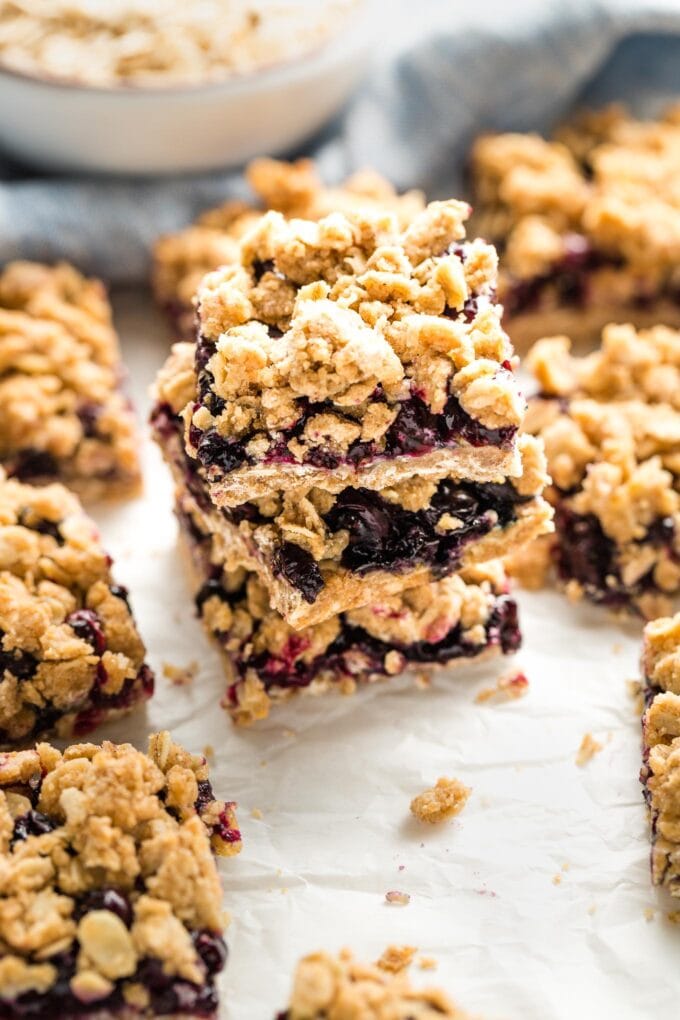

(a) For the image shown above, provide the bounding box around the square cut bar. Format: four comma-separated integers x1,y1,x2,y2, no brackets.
470,104,680,348
0,260,141,500
176,485,521,725
510,324,680,617
0,731,240,1020
0,470,154,746
152,156,426,341
276,948,468,1019
152,345,551,628
641,613,680,895
180,198,527,505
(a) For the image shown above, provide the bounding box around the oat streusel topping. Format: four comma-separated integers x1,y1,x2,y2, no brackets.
409,777,471,824
0,471,152,745
0,261,140,500
643,613,680,697
282,947,468,1019
642,689,680,894
189,200,520,450
0,732,239,1004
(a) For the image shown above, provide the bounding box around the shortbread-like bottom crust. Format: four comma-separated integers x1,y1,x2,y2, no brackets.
205,443,521,508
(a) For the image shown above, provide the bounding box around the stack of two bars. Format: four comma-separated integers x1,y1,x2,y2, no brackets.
152,198,553,723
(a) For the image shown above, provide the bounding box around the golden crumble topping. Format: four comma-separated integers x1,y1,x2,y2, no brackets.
642,689,680,893
0,471,151,745
409,777,471,824
282,947,468,1019
0,733,239,1004
0,261,140,501
643,613,680,697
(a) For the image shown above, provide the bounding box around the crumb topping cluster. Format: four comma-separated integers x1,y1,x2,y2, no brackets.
527,324,680,408
0,261,139,496
0,733,238,1002
643,613,680,698
282,947,465,1019
186,200,521,457
0,472,148,743
153,157,425,327
409,777,471,824
472,103,680,281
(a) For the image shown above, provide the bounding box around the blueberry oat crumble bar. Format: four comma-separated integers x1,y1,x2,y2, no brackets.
0,261,141,500
152,157,425,341
0,470,154,745
511,326,680,617
175,485,521,725
180,199,527,503
0,731,240,1019
641,613,680,895
153,343,551,627
471,104,680,347
276,947,468,1019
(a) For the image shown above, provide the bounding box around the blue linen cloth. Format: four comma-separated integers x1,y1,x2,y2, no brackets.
1,0,679,284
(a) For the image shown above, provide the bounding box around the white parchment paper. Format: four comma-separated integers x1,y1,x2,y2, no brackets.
89,290,678,1019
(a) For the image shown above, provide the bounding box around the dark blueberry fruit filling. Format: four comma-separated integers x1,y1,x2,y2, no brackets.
66,609,107,655
0,633,38,680
320,477,529,579
503,236,624,316
273,543,324,604
9,449,59,483
76,402,101,438
74,888,133,927
11,810,57,846
554,504,677,611
109,584,131,609
192,931,228,975
195,778,215,813
17,510,64,545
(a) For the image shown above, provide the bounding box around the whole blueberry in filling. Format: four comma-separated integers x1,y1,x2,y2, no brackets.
66,609,107,655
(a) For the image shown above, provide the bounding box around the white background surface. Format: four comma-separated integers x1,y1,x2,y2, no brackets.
90,290,678,1019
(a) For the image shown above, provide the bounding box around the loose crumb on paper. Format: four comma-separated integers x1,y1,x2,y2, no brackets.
162,660,198,686
410,777,471,824
418,956,437,971
375,945,417,973
415,672,431,690
552,874,562,886
251,807,263,820
627,679,644,714
644,907,656,922
475,670,529,703
202,744,214,761
575,733,603,766
587,904,597,916
667,911,680,925
385,890,410,906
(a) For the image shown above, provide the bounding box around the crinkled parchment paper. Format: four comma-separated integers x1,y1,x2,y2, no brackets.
89,290,678,1019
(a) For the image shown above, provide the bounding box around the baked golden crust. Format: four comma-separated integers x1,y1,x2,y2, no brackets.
0,733,239,1012
281,947,468,1018
0,261,141,501
0,470,152,745
471,104,680,347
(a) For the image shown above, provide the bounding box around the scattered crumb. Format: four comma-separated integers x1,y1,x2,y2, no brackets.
260,760,268,768
644,907,656,922
475,670,529,703
375,945,417,974
202,744,214,761
162,659,198,686
280,887,288,895
398,864,405,871
561,862,570,872
418,956,437,971
410,777,471,824
587,904,597,915
612,642,622,654
667,911,680,925
626,679,644,714
415,672,431,690
283,728,297,739
575,733,603,766
552,874,562,886
251,807,263,820
385,890,410,906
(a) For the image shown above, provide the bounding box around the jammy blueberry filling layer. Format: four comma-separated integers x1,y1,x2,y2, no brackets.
502,233,680,318
553,503,678,612
274,478,532,604
190,334,517,480
0,920,226,1019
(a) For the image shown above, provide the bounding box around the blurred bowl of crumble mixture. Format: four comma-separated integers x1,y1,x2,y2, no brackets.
0,0,368,174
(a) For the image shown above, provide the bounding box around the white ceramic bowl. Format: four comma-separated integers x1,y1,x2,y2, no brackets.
0,7,370,176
